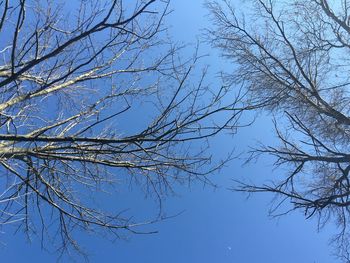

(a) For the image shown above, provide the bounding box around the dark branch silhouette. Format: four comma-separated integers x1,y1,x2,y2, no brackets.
0,0,241,257
207,0,350,261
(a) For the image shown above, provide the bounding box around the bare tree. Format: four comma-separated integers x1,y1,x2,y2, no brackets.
207,0,350,260
0,0,241,257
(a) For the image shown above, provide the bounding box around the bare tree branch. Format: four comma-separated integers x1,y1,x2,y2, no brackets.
207,0,350,261
0,0,242,258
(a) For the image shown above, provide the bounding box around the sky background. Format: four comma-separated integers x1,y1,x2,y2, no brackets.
1,0,339,262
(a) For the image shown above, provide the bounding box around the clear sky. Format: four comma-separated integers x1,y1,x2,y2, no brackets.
1,0,338,262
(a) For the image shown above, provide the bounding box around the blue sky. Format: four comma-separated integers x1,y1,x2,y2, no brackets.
1,0,339,262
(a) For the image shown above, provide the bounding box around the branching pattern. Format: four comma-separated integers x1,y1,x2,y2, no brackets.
0,0,241,256
208,0,350,260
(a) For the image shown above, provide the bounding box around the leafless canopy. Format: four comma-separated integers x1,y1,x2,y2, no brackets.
0,0,241,256
207,0,350,260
